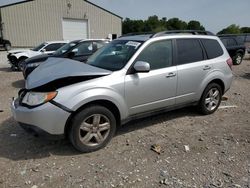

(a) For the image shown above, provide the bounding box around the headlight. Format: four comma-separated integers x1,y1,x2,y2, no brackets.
27,62,42,68
22,91,57,106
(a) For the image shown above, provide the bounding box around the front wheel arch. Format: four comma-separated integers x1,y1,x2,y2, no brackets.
65,99,121,138
69,104,117,152
17,56,28,69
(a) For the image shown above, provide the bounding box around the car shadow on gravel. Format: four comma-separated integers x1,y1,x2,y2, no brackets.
241,73,250,80
12,79,25,88
0,117,78,161
0,107,199,161
117,107,198,135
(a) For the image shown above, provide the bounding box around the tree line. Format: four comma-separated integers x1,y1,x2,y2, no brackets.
122,15,250,35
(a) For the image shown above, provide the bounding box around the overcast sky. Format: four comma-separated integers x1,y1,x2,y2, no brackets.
88,0,250,33
1,0,249,33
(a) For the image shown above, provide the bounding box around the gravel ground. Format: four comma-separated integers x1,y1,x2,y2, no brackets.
0,51,250,188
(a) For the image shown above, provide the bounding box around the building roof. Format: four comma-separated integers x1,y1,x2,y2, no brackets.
0,0,122,20
0,0,33,8
84,0,122,19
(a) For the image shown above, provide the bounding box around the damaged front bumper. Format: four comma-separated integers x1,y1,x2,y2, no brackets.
11,98,71,136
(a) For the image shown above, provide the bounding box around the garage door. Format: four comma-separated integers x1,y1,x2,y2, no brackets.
62,19,88,40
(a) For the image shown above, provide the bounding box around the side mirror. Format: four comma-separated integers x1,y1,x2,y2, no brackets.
133,61,150,73
40,49,46,52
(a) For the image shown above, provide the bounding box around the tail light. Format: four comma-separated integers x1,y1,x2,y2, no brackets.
226,58,233,70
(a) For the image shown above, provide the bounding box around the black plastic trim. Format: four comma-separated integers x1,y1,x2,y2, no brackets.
50,100,74,113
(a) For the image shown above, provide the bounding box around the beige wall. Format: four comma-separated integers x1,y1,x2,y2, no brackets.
1,0,122,47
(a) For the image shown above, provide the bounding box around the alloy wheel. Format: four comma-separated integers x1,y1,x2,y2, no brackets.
79,114,111,146
204,88,220,111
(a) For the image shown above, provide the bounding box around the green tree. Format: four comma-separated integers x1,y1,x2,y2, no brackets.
122,16,206,34
122,18,144,34
217,24,241,34
240,27,250,33
166,18,187,30
187,20,205,30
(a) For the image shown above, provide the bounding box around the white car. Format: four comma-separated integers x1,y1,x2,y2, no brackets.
7,41,68,70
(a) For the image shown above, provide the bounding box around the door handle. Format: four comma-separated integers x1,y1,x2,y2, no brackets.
203,65,211,70
166,72,176,78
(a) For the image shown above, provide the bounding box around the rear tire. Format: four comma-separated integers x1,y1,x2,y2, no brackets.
198,83,222,115
233,53,243,65
69,105,116,153
4,43,11,51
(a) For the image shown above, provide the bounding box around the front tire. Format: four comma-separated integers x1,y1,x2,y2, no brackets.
18,57,27,71
198,83,222,115
69,105,116,153
233,53,243,65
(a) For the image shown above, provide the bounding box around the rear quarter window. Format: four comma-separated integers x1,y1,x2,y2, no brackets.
201,39,223,59
176,39,204,65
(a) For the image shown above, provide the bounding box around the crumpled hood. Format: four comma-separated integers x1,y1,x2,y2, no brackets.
25,54,50,64
8,49,31,54
10,50,41,59
26,57,112,90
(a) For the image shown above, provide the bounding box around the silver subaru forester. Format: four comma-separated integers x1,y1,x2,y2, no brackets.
11,31,233,152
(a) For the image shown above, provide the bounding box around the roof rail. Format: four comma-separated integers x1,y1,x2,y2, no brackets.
151,30,215,38
119,32,155,38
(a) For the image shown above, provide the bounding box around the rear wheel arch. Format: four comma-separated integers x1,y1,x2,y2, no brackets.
198,82,222,115
207,79,225,94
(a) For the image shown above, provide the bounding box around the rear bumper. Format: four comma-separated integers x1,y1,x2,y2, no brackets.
11,98,71,135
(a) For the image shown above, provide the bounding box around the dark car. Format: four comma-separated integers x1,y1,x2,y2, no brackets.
0,37,11,51
22,39,109,79
218,35,246,65
230,33,250,53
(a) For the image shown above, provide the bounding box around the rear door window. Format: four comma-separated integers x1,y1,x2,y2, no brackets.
44,43,65,51
176,39,204,65
201,39,223,59
226,38,237,47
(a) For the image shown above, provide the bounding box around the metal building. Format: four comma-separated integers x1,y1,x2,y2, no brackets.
0,0,122,47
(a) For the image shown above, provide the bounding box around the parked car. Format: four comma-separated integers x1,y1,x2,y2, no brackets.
218,35,246,65
22,39,109,79
227,33,250,53
0,37,11,51
7,41,68,70
11,30,233,153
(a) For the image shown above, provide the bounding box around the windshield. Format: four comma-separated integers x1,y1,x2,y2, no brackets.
53,41,78,56
86,40,143,71
33,43,46,51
